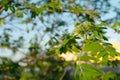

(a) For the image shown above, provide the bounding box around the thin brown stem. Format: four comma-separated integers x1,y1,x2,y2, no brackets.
0,7,5,14
59,70,67,80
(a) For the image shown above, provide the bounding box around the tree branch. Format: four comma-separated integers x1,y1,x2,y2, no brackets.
59,70,67,80
0,7,5,14
0,0,14,14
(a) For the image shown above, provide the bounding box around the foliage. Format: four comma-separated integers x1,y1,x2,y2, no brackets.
0,0,120,80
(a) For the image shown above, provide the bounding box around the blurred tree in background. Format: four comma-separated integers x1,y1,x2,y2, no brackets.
0,0,120,80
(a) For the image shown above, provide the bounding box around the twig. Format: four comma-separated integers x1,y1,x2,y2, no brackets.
1,13,13,19
59,70,67,80
0,7,5,14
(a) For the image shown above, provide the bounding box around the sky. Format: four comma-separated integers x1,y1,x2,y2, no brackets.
101,0,120,43
0,0,120,62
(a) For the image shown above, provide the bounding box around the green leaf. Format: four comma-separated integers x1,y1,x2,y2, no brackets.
10,6,15,13
78,64,101,80
72,45,80,52
97,51,106,58
105,45,118,57
58,45,67,54
80,63,95,70
112,22,120,29
101,72,116,80
62,39,69,45
102,54,108,63
0,19,4,25
83,41,103,55
15,11,23,18
80,55,94,60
